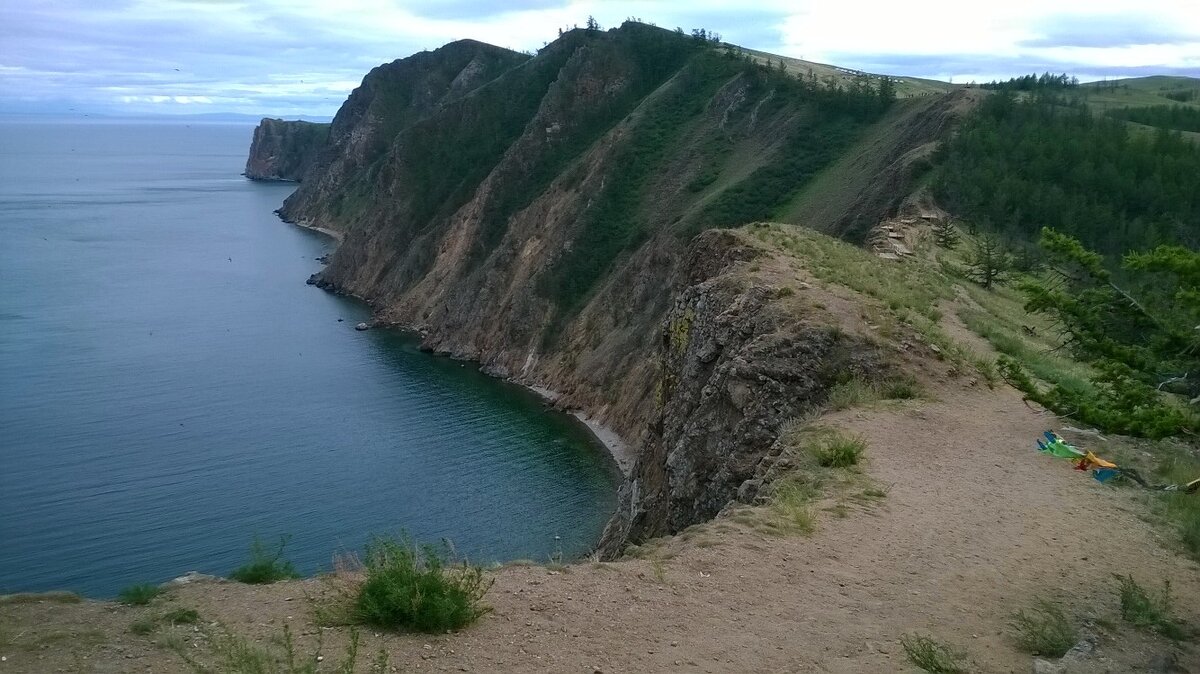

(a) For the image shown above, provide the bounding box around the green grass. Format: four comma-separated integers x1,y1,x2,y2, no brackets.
1153,451,1200,558
349,536,492,633
0,591,82,605
164,607,200,625
826,378,877,410
955,278,1096,396
1115,574,1189,640
748,223,990,380
810,431,867,468
118,584,162,606
1008,599,1078,657
826,375,922,410
900,634,968,673
165,623,379,674
767,478,818,535
229,536,301,585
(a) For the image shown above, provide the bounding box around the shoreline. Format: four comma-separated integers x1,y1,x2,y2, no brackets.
527,385,633,478
282,212,632,482
289,217,344,243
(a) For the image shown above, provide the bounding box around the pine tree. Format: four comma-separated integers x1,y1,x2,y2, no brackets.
585,16,599,32
998,228,1199,437
965,233,1011,290
932,219,959,249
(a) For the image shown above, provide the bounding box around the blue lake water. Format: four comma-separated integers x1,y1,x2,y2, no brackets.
0,121,618,598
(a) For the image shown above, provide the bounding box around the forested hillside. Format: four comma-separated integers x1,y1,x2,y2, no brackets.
933,90,1200,255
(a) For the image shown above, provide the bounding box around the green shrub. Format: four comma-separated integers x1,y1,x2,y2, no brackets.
827,378,876,410
881,376,920,400
229,535,301,584
117,584,161,606
353,537,492,632
1115,574,1189,640
163,608,200,625
811,432,867,468
900,634,967,673
1008,600,1077,656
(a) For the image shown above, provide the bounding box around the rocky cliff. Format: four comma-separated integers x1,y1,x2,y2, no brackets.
244,119,330,181
251,22,969,553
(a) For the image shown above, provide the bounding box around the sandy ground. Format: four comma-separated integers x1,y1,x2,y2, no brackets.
4,376,1199,673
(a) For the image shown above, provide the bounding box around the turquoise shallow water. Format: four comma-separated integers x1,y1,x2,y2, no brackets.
0,121,618,598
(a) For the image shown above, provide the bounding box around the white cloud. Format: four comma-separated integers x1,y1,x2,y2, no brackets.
1,0,1197,116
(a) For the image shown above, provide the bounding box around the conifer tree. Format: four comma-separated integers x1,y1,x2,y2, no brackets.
998,228,1198,437
932,219,959,249
965,233,1011,290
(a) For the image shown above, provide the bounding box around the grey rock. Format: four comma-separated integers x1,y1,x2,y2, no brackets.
1032,658,1066,674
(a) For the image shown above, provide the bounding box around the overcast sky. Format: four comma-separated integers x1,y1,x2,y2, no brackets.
2,0,1198,117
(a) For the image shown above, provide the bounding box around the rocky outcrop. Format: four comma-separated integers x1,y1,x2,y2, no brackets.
598,231,888,550
251,23,962,554
244,119,330,181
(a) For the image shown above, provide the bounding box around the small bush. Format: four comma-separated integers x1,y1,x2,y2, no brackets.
827,378,877,410
881,376,920,400
811,432,867,468
900,634,968,673
1115,574,1189,640
229,535,301,585
118,584,161,606
353,537,492,633
1009,599,1077,656
163,608,200,625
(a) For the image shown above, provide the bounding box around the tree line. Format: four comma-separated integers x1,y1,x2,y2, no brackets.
1106,104,1200,133
933,90,1200,258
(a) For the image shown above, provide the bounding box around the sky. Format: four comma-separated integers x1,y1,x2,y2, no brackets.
2,0,1198,118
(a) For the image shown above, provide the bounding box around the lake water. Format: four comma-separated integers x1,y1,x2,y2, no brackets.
0,121,618,598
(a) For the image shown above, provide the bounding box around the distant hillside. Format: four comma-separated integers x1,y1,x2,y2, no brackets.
1077,75,1200,113
934,75,1200,255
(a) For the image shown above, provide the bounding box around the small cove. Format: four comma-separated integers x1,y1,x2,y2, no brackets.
0,121,619,598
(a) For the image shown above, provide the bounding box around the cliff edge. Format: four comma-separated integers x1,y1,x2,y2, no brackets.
253,23,974,552
244,118,330,181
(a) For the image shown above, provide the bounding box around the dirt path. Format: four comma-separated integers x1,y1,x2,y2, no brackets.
5,379,1198,673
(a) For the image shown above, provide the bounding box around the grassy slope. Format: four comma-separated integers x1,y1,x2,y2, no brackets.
774,93,964,238
737,47,955,97
1074,75,1200,113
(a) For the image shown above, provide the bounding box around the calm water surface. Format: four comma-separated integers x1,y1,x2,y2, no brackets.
0,122,618,597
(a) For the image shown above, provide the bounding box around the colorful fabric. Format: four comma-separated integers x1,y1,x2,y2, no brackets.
1034,430,1197,494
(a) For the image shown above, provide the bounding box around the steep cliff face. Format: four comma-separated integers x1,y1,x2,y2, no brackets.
244,119,330,181
256,23,966,551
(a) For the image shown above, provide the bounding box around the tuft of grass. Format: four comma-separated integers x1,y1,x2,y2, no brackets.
1154,451,1200,559
118,584,162,606
131,607,200,636
827,378,877,410
349,536,492,633
811,432,867,468
229,535,301,585
649,557,668,584
163,607,200,625
880,376,921,400
129,617,158,635
767,478,817,535
1115,574,1189,640
0,591,82,605
1008,599,1078,657
900,634,968,673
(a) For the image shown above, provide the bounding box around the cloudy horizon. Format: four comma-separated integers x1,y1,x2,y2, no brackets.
2,0,1198,118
